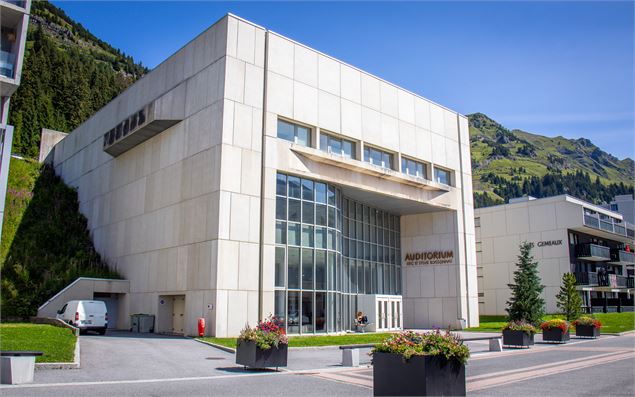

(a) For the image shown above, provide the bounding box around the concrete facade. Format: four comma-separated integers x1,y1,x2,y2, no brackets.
607,194,635,225
47,14,478,336
475,195,635,315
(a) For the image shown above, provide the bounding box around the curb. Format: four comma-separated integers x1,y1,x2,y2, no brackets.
35,334,80,370
195,338,236,354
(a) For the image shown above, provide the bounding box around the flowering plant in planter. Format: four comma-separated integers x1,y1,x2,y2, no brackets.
540,319,569,333
371,330,470,364
572,316,602,329
503,321,537,335
237,316,288,350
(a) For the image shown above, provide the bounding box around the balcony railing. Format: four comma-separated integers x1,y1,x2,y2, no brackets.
3,1,26,8
576,243,610,261
575,272,634,289
609,249,635,265
583,214,599,229
574,271,598,286
583,210,635,238
612,275,627,288
0,50,16,79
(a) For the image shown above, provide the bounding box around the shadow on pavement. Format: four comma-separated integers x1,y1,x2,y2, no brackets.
215,366,281,373
88,330,188,340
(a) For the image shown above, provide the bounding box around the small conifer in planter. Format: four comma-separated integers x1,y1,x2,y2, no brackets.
573,316,602,338
371,330,469,396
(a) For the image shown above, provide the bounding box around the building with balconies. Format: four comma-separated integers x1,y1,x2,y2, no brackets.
0,0,30,234
36,14,479,336
475,195,635,315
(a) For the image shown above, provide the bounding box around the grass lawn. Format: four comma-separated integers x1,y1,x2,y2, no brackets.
0,323,77,363
464,313,635,334
198,332,395,349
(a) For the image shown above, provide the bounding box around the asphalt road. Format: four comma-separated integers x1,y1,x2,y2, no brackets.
2,331,633,396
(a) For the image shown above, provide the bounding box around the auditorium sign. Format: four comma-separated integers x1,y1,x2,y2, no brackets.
404,251,454,266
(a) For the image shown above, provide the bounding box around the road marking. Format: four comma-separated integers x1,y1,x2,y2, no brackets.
468,351,635,392
469,336,620,360
310,348,635,392
0,371,286,389
0,365,376,390
467,350,630,381
311,369,373,389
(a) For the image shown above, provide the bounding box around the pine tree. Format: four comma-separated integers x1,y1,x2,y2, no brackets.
556,272,583,321
506,242,545,325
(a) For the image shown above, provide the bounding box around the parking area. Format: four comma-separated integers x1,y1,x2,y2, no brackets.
2,330,632,397
32,330,585,384
34,331,239,384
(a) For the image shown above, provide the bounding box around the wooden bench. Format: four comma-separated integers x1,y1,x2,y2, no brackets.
1,351,43,384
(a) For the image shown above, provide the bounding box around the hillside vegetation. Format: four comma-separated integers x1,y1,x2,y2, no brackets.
469,113,634,207
8,0,147,158
0,159,119,318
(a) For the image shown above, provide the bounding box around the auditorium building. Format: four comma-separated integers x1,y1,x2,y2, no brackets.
37,14,478,336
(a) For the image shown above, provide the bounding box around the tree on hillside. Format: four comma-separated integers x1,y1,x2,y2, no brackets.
556,272,583,321
506,242,545,325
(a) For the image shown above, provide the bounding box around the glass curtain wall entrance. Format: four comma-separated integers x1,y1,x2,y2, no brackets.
274,172,401,334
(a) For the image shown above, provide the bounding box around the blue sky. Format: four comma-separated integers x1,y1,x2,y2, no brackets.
53,1,634,159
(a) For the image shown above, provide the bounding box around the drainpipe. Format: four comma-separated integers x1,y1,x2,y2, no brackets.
456,114,471,328
257,30,270,321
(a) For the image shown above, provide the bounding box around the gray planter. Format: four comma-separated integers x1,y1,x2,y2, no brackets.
575,325,600,338
502,329,534,348
542,328,570,343
235,340,287,369
372,352,466,396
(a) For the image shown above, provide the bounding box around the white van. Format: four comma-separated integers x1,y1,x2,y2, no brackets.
56,300,108,335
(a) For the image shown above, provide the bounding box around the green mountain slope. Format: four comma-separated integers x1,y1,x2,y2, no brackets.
1,159,120,318
469,113,634,207
8,0,148,158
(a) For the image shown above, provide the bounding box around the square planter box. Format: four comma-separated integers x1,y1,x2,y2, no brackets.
542,328,570,343
235,340,288,369
373,352,466,396
575,325,600,338
502,329,534,348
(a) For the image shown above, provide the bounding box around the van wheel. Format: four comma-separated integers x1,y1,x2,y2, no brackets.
98,327,107,335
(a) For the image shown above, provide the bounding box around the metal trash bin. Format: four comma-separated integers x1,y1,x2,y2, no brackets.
130,314,155,333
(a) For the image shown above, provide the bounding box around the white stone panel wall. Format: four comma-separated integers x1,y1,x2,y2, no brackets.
475,197,582,315
50,16,236,336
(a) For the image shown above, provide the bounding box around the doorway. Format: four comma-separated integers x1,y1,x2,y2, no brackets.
171,295,185,334
93,292,119,329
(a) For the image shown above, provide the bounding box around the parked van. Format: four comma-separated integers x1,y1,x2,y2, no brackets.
57,300,108,335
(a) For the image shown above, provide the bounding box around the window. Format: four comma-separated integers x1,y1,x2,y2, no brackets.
320,133,355,159
363,146,393,169
434,167,451,185
401,157,427,178
277,119,311,146
474,217,481,227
